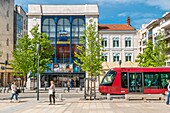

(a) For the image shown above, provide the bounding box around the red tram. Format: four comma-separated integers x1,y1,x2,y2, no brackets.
99,68,170,94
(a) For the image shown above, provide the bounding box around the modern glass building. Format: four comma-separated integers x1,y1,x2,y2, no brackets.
14,5,28,45
27,4,99,88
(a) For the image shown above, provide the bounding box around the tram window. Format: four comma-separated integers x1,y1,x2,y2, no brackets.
101,70,116,86
121,72,127,88
144,73,160,88
160,73,170,89
144,72,170,89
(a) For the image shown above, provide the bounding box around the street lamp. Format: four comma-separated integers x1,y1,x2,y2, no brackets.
36,44,41,100
119,60,122,68
3,60,8,93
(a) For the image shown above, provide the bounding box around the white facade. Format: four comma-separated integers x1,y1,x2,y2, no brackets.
100,30,138,69
27,4,99,38
137,12,170,66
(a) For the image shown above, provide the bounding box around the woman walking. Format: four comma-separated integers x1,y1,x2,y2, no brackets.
49,81,55,105
10,81,19,102
67,79,70,92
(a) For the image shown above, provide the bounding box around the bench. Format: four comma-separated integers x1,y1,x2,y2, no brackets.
125,94,164,101
144,94,164,101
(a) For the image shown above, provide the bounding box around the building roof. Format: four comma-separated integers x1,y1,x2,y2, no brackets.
145,19,160,29
27,4,99,16
99,24,136,31
162,12,170,18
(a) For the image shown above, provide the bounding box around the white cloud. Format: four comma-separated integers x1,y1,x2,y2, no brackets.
118,13,127,17
89,0,170,10
132,18,154,29
88,0,142,5
146,0,170,10
117,12,158,18
117,12,158,29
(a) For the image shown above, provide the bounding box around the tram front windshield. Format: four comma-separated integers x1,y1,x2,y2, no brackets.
100,70,116,86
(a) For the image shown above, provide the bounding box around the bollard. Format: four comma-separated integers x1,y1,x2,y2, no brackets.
76,89,78,93
2,88,6,93
63,89,66,93
58,93,63,101
107,94,110,100
6,88,9,93
22,88,24,93
80,85,82,91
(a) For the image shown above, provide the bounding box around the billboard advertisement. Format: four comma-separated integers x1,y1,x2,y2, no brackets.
53,63,73,72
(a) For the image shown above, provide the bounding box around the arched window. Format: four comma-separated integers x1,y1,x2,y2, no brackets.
72,18,85,44
42,18,55,43
57,18,70,38
56,18,71,63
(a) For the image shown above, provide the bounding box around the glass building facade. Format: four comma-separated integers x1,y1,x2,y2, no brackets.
41,16,86,87
27,4,99,88
14,13,23,44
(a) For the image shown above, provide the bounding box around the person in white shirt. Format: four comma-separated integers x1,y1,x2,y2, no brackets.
49,81,55,105
10,81,18,102
166,80,170,105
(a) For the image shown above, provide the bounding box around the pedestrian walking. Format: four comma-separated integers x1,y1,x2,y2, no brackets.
70,79,72,89
10,81,19,102
67,79,70,92
49,81,55,105
166,80,170,105
45,81,48,91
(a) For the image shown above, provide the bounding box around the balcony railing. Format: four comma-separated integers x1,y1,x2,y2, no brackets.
164,31,170,39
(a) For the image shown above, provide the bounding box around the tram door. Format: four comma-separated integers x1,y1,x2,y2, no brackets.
128,73,143,93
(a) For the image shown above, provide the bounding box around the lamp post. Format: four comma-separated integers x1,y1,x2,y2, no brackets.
119,60,122,68
36,44,41,100
4,60,8,92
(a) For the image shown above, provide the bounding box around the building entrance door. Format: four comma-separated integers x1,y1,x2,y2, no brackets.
128,73,143,93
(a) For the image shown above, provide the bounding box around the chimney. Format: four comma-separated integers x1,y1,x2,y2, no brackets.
127,16,130,25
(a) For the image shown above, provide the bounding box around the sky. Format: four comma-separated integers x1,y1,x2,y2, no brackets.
15,0,170,29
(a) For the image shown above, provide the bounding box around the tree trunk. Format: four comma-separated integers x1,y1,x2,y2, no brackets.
90,76,92,100
98,75,100,88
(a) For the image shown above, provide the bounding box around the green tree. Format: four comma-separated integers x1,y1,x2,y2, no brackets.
74,19,104,99
11,25,54,87
29,25,54,76
10,35,32,89
153,34,168,66
136,34,168,67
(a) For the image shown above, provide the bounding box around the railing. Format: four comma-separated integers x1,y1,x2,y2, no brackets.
57,58,70,63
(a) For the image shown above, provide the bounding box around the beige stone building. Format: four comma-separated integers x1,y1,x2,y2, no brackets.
0,0,14,62
99,17,139,72
0,1,28,88
0,0,14,88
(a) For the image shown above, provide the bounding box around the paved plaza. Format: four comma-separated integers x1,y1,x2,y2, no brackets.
0,90,170,113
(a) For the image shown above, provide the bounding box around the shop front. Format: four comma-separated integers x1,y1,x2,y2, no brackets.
41,72,85,88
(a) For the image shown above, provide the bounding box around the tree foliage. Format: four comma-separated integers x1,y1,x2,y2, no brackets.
136,34,168,67
11,25,54,77
74,19,104,77
11,35,32,76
